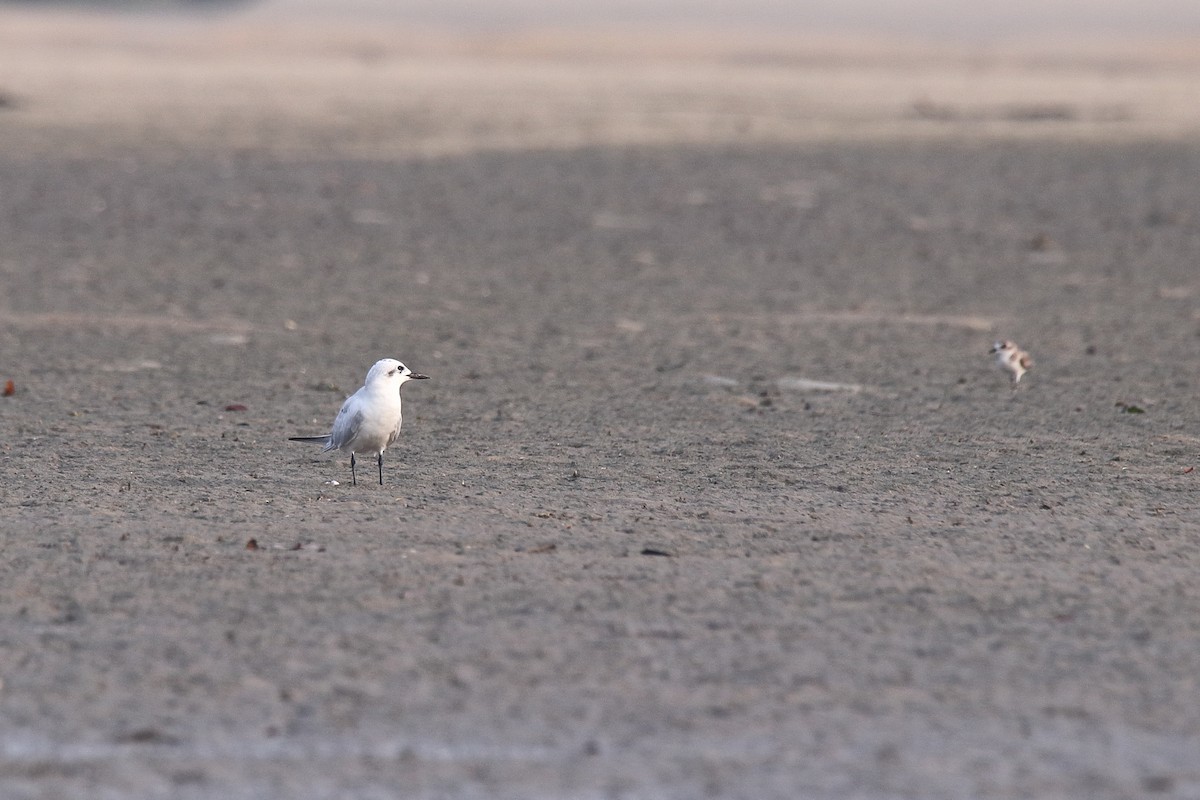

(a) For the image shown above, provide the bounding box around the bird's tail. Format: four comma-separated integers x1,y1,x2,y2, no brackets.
289,435,331,445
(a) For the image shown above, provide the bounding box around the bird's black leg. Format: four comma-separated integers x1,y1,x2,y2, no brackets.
350,453,357,486
378,452,384,485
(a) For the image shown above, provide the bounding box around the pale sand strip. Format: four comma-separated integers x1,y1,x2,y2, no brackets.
2,9,1200,158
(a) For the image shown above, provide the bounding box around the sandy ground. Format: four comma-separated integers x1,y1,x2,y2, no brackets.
2,9,1200,799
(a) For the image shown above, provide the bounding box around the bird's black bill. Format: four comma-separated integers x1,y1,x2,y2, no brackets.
409,373,430,380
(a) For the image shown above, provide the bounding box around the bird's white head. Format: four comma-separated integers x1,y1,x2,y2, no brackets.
990,340,1015,355
365,358,430,388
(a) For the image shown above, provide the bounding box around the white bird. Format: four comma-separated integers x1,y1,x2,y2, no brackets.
290,358,428,485
990,340,1033,384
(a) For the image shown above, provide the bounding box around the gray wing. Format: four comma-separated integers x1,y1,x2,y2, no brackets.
327,402,365,452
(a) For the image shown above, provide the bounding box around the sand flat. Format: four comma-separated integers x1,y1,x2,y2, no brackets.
2,7,1200,799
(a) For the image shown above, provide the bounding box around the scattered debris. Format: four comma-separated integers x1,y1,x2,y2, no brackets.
702,374,739,388
245,538,259,550
615,318,646,334
100,359,162,373
776,377,863,393
3,380,13,396
592,211,649,230
527,543,557,554
1115,402,1145,414
1029,233,1057,252
115,728,179,745
1184,466,1194,474
224,404,248,412
641,548,673,557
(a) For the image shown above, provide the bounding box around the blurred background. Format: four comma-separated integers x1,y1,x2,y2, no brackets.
4,0,1200,39
269,0,1200,40
3,0,1199,162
